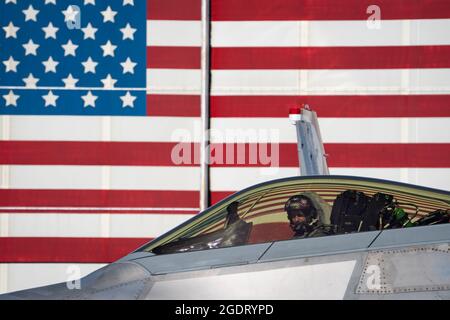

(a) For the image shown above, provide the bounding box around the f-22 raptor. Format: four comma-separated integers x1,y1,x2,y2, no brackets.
2,108,449,300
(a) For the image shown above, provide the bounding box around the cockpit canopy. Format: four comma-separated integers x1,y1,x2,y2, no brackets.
139,176,450,255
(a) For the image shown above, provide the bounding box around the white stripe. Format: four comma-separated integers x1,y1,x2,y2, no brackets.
110,214,192,238
211,118,450,143
7,116,104,141
4,116,200,142
213,21,303,47
0,165,8,191
0,265,7,294
7,166,200,190
210,167,450,191
4,116,449,143
330,168,450,192
1,115,10,140
211,69,450,95
3,115,448,146
147,69,201,94
147,20,201,46
211,167,299,191
110,116,201,142
0,264,104,294
0,210,8,236
212,19,450,47
3,213,192,238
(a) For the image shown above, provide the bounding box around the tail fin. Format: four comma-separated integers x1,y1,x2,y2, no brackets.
290,106,330,176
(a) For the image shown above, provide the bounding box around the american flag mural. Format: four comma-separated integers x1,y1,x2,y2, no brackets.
0,0,201,292
0,0,449,293
208,0,450,200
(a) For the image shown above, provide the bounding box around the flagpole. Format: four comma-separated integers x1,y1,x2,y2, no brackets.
200,0,211,211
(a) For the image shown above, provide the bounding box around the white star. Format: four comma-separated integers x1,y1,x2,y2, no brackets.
23,5,39,22
42,22,59,39
123,0,134,6
120,57,137,74
120,23,136,40
101,74,117,89
45,0,57,4
62,74,79,88
3,22,19,39
42,91,59,107
62,5,78,22
84,0,95,5
82,91,97,108
82,57,98,74
100,40,117,57
120,91,136,108
3,56,19,73
81,23,97,40
42,56,59,73
62,39,78,56
3,90,19,107
5,0,17,4
23,39,39,56
23,73,39,88
101,6,117,23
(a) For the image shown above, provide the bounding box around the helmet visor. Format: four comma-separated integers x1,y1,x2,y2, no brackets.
287,209,310,220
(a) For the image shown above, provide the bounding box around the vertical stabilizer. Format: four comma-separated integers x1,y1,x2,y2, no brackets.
289,106,330,176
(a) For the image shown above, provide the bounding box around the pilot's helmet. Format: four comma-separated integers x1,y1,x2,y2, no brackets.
284,195,317,220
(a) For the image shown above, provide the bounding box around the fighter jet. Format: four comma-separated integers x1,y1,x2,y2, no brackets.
1,108,449,300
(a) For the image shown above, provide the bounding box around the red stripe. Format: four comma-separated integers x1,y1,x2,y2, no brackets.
147,46,200,69
0,141,199,166
0,237,151,263
0,190,199,208
210,191,235,205
212,46,450,70
211,0,450,21
1,141,449,167
208,143,450,168
147,94,200,117
210,95,450,118
147,0,201,20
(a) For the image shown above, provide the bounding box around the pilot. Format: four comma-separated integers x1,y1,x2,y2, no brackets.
284,194,331,238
